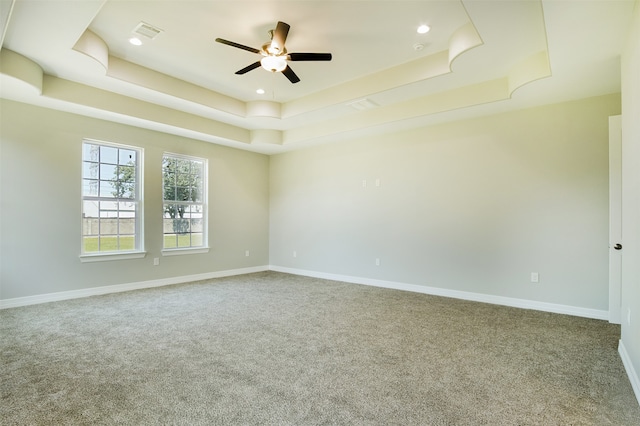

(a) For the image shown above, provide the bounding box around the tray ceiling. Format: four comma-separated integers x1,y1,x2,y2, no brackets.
0,0,634,154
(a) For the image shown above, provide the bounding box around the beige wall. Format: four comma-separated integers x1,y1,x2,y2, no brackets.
0,93,623,313
0,100,270,299
270,94,620,311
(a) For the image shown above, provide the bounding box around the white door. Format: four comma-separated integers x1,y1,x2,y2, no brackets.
609,115,622,324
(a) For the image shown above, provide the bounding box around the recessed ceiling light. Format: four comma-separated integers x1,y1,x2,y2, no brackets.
417,25,430,34
129,37,142,46
256,88,265,95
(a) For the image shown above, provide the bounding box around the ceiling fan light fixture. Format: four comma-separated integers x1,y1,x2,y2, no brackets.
261,55,287,72
216,21,331,83
267,45,280,55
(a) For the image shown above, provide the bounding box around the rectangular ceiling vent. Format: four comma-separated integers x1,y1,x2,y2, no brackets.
346,98,379,111
133,22,163,40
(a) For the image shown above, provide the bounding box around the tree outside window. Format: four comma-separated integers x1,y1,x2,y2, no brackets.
162,154,207,249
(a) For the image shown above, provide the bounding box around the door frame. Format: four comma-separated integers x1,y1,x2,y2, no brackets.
609,115,622,324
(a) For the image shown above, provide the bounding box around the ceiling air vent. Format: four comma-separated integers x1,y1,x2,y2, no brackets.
346,98,379,111
133,22,163,40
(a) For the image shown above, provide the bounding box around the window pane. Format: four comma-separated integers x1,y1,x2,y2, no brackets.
164,170,176,188
118,235,135,250
171,187,179,202
163,204,177,219
173,218,190,234
191,218,203,232
192,186,202,202
99,236,118,251
191,233,203,247
83,144,99,162
83,220,98,237
99,181,117,198
82,179,98,196
119,149,136,165
83,236,99,252
100,201,118,219
163,184,176,202
176,186,190,201
100,146,118,164
119,202,136,217
163,218,174,234
83,200,99,218
177,234,191,248
114,177,135,199
176,159,190,172
100,163,117,180
100,200,118,210
118,165,135,181
122,187,136,199
162,157,175,172
164,234,177,248
83,161,98,179
98,219,116,237
119,217,135,235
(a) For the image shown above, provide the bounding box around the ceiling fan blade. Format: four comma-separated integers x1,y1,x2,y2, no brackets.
236,61,262,75
215,38,261,54
288,53,332,61
270,21,290,54
282,65,300,84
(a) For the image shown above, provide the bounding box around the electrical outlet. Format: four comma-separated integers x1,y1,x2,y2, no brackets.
362,179,367,188
375,258,380,266
153,257,159,266
530,272,539,283
293,250,297,258
245,250,250,257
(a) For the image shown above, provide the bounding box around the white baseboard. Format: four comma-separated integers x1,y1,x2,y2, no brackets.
269,266,609,320
619,339,640,406
1,265,610,321
0,266,269,309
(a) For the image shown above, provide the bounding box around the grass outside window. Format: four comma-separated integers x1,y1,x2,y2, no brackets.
83,236,135,252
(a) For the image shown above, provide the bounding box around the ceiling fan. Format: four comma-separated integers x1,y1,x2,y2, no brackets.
215,21,332,84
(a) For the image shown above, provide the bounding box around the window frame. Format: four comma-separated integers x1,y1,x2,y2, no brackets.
161,152,209,255
80,139,145,262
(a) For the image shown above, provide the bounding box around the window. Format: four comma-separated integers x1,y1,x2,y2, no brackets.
162,153,207,251
81,140,143,257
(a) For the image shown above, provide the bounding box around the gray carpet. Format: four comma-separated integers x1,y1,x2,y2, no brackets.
2,271,639,425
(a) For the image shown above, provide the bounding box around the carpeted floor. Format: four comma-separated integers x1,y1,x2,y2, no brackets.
2,271,639,425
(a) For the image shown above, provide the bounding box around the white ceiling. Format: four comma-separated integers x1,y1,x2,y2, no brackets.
0,0,635,154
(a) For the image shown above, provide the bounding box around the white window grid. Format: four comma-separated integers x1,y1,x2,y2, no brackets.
81,140,143,254
162,153,207,250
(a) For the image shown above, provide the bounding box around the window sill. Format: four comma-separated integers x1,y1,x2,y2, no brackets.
162,247,210,256
80,251,147,263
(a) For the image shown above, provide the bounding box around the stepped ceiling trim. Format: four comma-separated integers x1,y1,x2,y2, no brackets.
0,0,633,154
